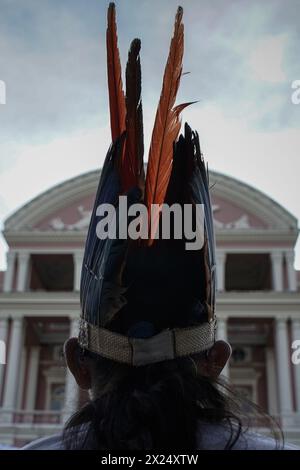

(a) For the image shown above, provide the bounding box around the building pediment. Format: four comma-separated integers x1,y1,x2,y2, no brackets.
3,170,298,242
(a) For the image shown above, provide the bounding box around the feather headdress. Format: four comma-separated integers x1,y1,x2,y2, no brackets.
79,3,217,366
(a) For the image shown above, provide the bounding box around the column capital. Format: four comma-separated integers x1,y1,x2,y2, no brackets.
6,251,16,263
69,317,79,337
9,316,24,326
73,250,84,260
291,317,300,327
69,315,79,322
271,251,283,262
216,250,227,260
285,250,295,261
18,251,30,261
0,315,10,322
275,317,288,327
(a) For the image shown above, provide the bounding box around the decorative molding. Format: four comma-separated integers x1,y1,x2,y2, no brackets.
50,204,254,232
49,205,91,231
213,203,252,229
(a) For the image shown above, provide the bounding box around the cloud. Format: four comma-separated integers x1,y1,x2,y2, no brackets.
248,35,287,83
0,125,110,217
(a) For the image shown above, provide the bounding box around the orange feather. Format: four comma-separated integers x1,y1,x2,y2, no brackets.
106,3,126,142
144,7,191,244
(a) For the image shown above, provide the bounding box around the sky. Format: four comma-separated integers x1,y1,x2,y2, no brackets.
0,0,300,269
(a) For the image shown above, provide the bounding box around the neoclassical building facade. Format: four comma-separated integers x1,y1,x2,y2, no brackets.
0,170,299,446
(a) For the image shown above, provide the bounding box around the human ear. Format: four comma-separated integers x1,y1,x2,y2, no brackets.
64,337,92,390
199,340,232,378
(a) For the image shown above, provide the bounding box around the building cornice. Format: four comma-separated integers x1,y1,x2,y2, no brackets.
3,228,298,248
0,291,299,319
0,292,80,317
216,291,300,319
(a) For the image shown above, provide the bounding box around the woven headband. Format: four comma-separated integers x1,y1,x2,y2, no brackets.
78,319,217,367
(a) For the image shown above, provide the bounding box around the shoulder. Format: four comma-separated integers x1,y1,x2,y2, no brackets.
234,430,299,450
22,423,89,450
0,444,17,450
22,433,64,450
197,422,300,450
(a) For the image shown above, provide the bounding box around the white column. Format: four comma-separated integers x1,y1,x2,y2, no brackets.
0,317,9,398
25,346,40,411
216,251,226,292
63,317,79,422
266,347,278,415
217,317,229,378
73,251,84,292
275,318,293,421
291,318,300,412
16,252,30,292
2,317,24,422
285,251,297,292
271,252,283,292
3,251,16,293
17,347,27,409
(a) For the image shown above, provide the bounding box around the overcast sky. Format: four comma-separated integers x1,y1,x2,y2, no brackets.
0,0,300,269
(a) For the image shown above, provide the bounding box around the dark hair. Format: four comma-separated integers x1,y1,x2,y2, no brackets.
63,349,283,450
